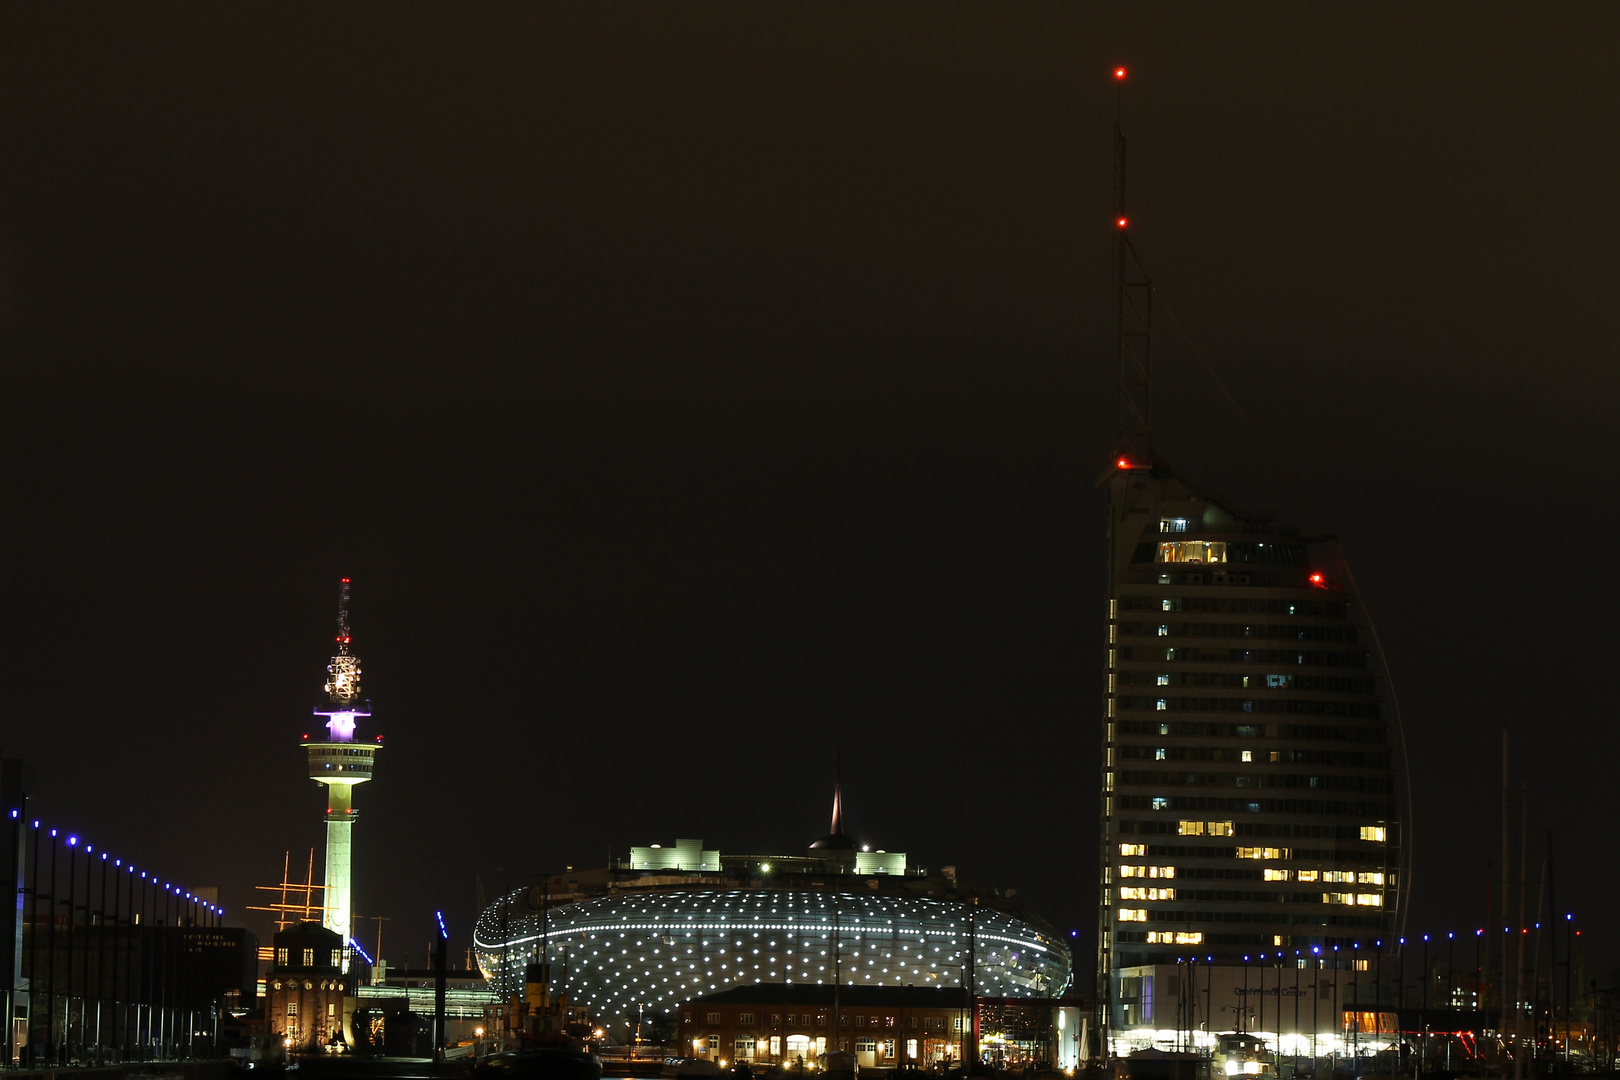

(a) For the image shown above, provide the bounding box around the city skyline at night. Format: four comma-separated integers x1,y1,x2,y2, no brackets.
3,3,1616,1002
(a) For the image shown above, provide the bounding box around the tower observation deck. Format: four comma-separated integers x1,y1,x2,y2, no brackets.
304,578,380,965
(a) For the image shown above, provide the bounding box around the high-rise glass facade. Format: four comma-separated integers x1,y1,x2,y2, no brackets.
1099,464,1406,1029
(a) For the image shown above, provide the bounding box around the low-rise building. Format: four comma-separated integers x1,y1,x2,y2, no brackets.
681,985,970,1070
263,923,354,1052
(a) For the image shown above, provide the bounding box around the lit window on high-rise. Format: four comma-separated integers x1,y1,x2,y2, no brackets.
1157,540,1226,564
1236,847,1288,859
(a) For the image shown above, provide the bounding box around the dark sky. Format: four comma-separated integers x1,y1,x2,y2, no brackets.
4,4,1617,981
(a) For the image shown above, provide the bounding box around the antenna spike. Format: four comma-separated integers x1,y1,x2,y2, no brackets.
335,578,353,652
831,746,843,836
1112,66,1155,466
322,578,363,713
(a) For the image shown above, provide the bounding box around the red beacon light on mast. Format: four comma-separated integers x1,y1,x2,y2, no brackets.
1308,572,1327,588
1115,67,1126,80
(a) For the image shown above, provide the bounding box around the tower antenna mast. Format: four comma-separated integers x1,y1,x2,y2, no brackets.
1113,67,1155,466
335,578,353,653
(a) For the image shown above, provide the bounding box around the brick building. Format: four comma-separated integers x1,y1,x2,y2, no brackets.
263,923,356,1052
682,985,969,1070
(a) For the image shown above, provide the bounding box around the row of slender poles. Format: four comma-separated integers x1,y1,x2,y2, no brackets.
11,811,224,1065
1163,920,1584,1076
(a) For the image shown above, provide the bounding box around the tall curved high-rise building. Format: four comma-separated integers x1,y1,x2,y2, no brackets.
1097,463,1408,1028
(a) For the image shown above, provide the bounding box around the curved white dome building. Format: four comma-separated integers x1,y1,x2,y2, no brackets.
474,803,1070,1031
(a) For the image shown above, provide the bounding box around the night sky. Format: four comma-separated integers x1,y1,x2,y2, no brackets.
4,5,1617,982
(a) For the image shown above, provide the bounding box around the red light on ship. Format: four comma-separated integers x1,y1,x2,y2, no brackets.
1115,67,1126,79
1308,573,1325,587
341,578,350,583
1117,217,1128,229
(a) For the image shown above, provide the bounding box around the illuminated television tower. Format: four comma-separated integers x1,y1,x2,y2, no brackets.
304,578,379,966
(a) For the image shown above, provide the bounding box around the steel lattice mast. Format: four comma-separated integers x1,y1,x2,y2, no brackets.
1112,65,1155,467
305,577,380,969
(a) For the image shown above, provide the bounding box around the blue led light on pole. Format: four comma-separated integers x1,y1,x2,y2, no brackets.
1420,935,1430,1080
47,827,59,1065
433,912,449,1059
25,820,40,1066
